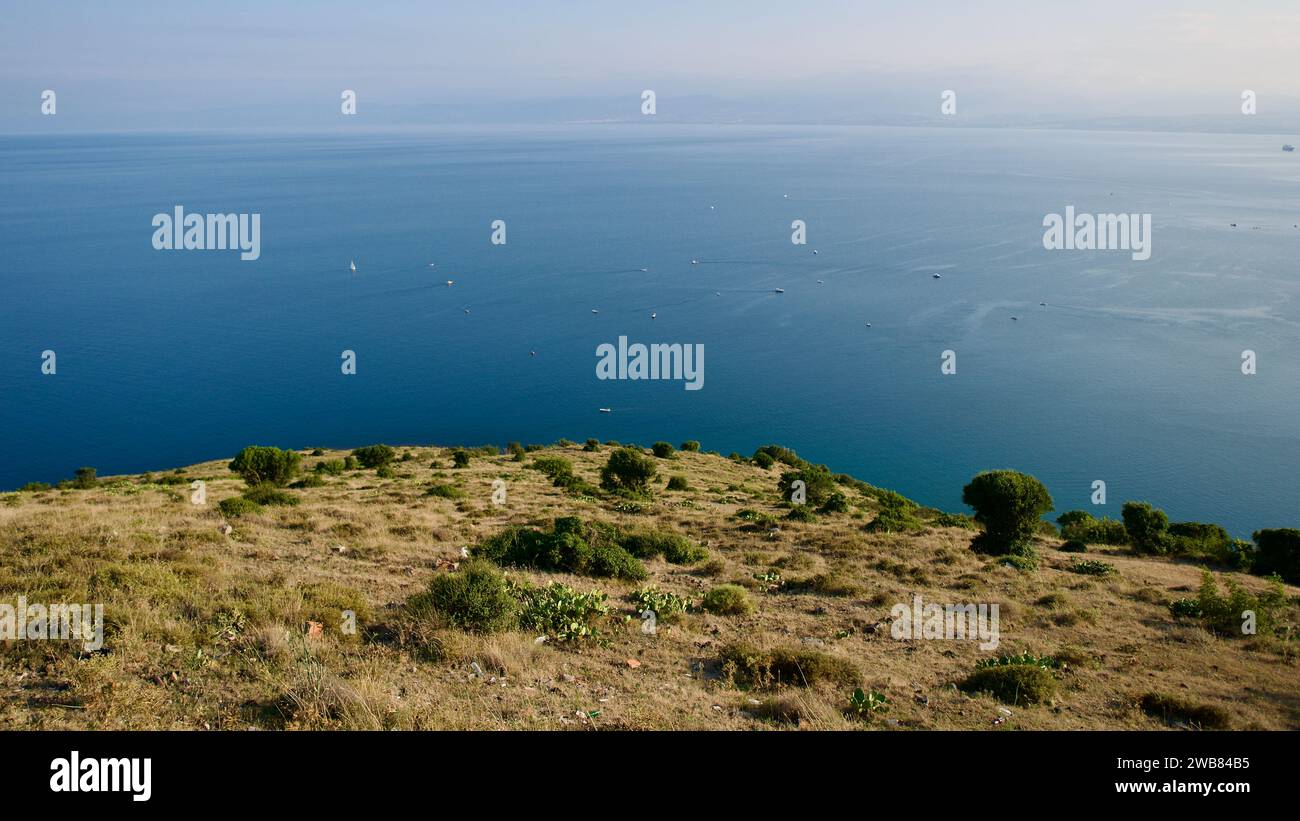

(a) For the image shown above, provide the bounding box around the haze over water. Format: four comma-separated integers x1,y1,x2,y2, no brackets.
2,125,1296,535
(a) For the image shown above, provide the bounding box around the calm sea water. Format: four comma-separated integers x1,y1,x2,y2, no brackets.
1,125,1297,535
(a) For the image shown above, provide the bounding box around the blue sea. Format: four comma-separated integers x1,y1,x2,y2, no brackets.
2,125,1297,536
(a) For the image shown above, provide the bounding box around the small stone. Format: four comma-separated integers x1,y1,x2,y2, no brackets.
625,659,641,669
561,673,576,683
218,524,233,536
304,621,323,638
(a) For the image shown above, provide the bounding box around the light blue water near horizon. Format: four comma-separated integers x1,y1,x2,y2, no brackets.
1,125,1297,536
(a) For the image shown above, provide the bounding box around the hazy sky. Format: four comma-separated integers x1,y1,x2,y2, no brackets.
3,1,1298,130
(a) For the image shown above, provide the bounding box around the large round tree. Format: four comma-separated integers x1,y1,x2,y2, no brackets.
961,470,1053,556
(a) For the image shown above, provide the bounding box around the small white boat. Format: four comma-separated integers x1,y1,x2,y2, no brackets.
463,308,470,314
865,323,872,327
446,280,454,286
774,288,785,294
530,350,536,357
639,268,648,272
1039,302,1047,306
817,279,824,284
350,260,357,273
1011,316,1019,321
812,249,818,255
932,273,941,279
651,312,657,319
691,259,699,265
591,309,599,314
599,407,612,413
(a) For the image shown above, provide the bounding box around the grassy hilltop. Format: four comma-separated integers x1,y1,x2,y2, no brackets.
1,440,1297,730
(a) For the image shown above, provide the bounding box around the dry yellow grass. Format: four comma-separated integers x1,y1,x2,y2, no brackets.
1,443,1296,730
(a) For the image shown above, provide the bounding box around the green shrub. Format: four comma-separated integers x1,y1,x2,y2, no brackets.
702,585,753,615
1175,569,1286,636
962,470,1053,556
516,581,609,642
228,446,300,486
600,447,657,493
290,474,326,489
18,482,51,492
1251,528,1300,583
1122,501,1171,554
310,448,325,456
818,492,850,514
1069,559,1117,577
351,444,396,469
529,456,573,482
866,505,924,533
666,475,690,491
959,664,1058,705
242,483,300,506
582,438,600,452
415,560,517,633
680,440,701,452
70,467,98,489
507,442,526,461
752,444,804,468
651,441,675,459
719,642,858,689
1139,693,1230,729
1000,554,1038,572
932,511,979,530
472,519,647,580
451,449,471,469
1168,521,1232,560
218,497,263,517
425,483,466,499
619,528,707,564
1060,539,1087,553
777,466,837,507
375,465,396,479
752,451,775,469
786,505,817,522
343,456,358,470
314,459,345,476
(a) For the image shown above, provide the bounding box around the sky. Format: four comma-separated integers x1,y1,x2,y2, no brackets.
2,1,1299,131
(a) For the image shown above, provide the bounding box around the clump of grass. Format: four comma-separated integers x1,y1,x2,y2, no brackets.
702,585,753,615
472,517,647,580
408,560,517,633
789,573,861,596
666,475,690,491
619,527,707,564
719,642,859,689
1000,554,1038,572
425,483,466,500
1139,693,1231,729
959,663,1058,705
218,497,263,517
242,484,300,506
1069,559,1117,577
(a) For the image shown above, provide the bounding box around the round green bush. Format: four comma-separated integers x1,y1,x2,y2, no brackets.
702,584,753,616
351,444,396,468
961,470,1053,556
600,447,658,493
218,497,263,517
651,441,675,459
228,446,300,486
420,560,517,633
960,664,1058,705
451,449,471,468
1122,501,1171,554
666,475,690,491
1060,539,1087,553
680,440,701,452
